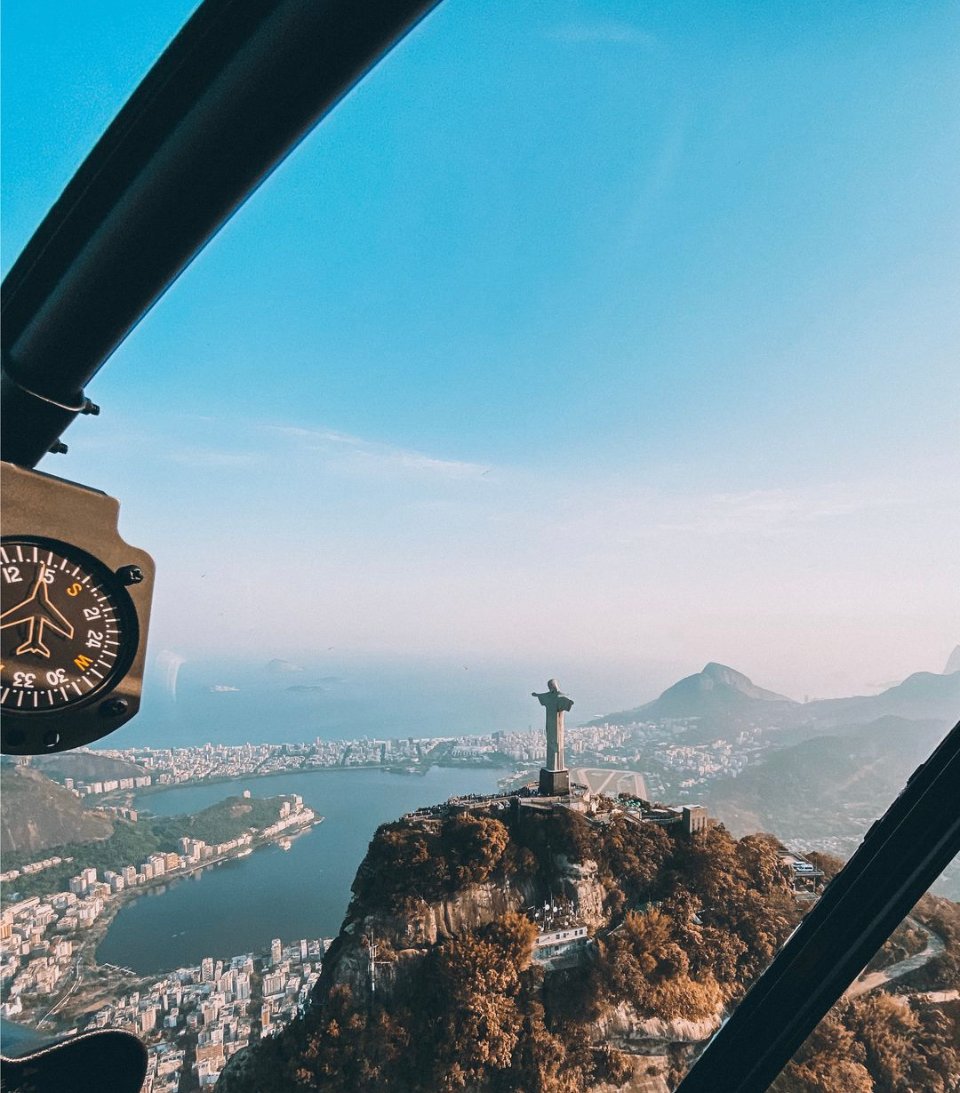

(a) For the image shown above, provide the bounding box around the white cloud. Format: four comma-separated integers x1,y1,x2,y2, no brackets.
165,447,258,468
642,481,913,537
545,22,661,49
262,423,491,480
69,411,491,482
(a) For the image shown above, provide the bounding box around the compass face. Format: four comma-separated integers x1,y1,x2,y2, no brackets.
0,537,138,714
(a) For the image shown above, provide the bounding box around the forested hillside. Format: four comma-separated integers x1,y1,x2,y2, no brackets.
0,765,113,855
219,795,960,1093
2,795,295,901
217,795,960,1092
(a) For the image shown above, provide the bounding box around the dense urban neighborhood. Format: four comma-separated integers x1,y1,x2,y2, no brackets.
1,793,319,1089
2,661,956,1089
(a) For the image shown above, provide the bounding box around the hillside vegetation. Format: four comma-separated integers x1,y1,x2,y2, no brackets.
220,802,798,1091
220,797,959,1093
0,766,113,855
2,795,292,901
772,994,960,1093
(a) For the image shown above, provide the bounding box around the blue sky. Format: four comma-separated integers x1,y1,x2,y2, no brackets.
3,0,958,700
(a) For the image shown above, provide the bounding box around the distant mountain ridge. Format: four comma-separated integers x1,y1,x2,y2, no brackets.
803,670,960,727
588,662,796,728
31,749,148,785
707,715,949,843
590,662,959,732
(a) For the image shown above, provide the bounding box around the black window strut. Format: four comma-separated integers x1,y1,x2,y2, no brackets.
676,717,960,1093
2,6,957,1091
1,0,442,468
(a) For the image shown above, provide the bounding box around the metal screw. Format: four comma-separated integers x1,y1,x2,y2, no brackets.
48,440,68,454
43,730,61,750
101,698,129,717
117,565,144,585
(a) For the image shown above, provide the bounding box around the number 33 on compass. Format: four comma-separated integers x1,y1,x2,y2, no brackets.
0,462,154,754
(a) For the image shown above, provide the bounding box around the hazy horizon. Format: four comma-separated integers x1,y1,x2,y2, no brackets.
3,1,958,705
83,641,954,753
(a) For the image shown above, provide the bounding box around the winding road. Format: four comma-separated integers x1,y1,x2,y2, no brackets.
844,917,947,999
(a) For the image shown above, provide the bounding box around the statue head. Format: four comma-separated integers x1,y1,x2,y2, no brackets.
547,678,559,692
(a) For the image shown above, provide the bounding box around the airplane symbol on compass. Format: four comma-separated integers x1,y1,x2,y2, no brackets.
0,565,75,658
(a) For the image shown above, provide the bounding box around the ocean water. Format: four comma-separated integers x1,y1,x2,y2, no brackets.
93,652,666,973
96,766,504,974
105,652,665,749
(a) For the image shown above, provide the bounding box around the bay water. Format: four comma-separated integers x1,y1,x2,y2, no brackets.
95,766,503,974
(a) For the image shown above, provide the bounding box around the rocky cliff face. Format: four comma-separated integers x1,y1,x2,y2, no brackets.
219,794,804,1093
325,878,528,1003
324,852,608,1005
353,853,604,947
595,1000,722,1052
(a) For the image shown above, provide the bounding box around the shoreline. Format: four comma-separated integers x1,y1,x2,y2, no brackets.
96,812,324,939
12,815,323,1031
127,759,511,800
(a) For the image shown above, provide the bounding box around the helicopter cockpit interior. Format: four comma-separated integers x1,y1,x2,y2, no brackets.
2,2,958,1091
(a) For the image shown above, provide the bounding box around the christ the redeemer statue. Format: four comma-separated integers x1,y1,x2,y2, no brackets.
532,679,573,796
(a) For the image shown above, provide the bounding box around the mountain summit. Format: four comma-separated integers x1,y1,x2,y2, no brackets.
697,663,793,701
804,671,960,727
218,795,802,1092
591,661,958,738
590,663,795,728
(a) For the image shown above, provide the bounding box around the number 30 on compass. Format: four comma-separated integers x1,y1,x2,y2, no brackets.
0,463,154,755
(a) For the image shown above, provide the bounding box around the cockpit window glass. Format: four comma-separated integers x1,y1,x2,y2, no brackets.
771,863,960,1093
2,3,958,1091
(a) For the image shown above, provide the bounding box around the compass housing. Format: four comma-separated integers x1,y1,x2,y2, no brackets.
0,461,154,754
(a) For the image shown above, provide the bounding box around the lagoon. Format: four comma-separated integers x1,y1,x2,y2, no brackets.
96,766,503,974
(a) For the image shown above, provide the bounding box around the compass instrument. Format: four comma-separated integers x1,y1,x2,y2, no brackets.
0,462,154,754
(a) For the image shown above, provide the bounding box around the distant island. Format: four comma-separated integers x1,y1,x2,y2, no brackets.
3,655,958,1090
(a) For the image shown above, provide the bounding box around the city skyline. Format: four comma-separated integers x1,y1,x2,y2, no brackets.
3,1,958,700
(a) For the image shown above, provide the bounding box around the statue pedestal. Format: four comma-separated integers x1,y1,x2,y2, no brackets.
539,768,570,796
